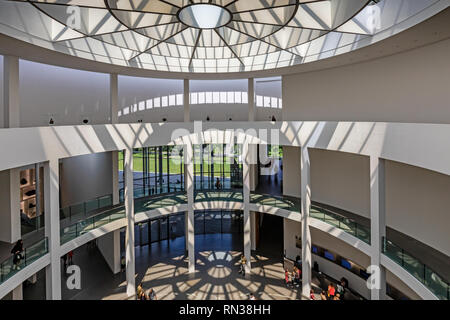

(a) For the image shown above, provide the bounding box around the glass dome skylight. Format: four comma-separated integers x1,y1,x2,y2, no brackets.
179,4,231,29
0,0,446,74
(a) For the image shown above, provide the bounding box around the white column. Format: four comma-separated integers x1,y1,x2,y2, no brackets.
243,142,251,274
248,78,255,122
112,151,120,205
3,55,20,128
184,143,195,273
0,168,20,243
369,156,387,300
124,148,135,297
35,163,41,228
250,211,257,251
184,79,190,122
11,283,23,300
44,159,61,300
110,74,120,205
301,147,312,299
248,144,258,191
97,229,121,274
110,73,119,124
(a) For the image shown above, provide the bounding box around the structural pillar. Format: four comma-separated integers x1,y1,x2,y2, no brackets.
11,283,23,300
3,55,20,128
124,148,136,297
44,159,61,300
248,78,255,122
243,142,251,274
35,163,41,229
0,168,20,243
301,147,312,299
97,229,121,274
369,156,387,300
184,79,190,122
184,143,195,273
110,74,120,205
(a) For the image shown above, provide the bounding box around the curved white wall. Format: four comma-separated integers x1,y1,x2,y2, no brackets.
282,38,450,124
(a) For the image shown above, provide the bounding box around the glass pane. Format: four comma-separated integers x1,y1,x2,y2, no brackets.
160,218,168,240
150,220,159,243
134,224,141,246
140,223,149,246
195,212,205,235
205,210,221,234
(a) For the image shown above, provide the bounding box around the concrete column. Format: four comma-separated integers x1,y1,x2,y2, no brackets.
27,273,37,284
369,156,387,300
184,79,190,122
0,168,20,243
184,143,195,273
243,142,251,274
248,144,258,191
124,148,135,297
248,78,255,121
110,74,120,205
250,211,257,251
44,159,61,300
3,55,20,128
110,73,119,124
301,147,312,299
35,163,41,228
11,283,23,300
112,151,120,205
97,229,121,274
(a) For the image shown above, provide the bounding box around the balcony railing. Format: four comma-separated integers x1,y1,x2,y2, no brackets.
60,192,187,245
0,237,48,284
60,194,113,221
382,237,449,300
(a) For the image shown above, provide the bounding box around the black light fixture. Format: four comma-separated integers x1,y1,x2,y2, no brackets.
137,119,143,123
162,118,167,122
271,115,276,122
82,119,89,124
206,116,210,121
49,118,54,125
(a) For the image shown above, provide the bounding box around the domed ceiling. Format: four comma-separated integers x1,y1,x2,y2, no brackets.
0,0,447,73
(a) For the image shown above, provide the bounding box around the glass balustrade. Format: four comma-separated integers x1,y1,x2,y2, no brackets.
383,237,449,300
0,237,48,285
59,194,113,221
195,190,243,203
250,193,370,244
60,192,187,245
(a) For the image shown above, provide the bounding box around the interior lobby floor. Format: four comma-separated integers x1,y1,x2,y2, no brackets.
23,212,360,301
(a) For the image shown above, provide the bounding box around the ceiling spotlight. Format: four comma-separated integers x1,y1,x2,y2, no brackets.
162,118,167,122
49,118,54,125
82,119,89,124
206,116,210,121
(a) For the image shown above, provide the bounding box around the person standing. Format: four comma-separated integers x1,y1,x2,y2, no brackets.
11,239,24,270
238,255,247,276
67,250,73,265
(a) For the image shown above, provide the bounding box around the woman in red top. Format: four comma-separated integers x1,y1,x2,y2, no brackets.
328,284,336,298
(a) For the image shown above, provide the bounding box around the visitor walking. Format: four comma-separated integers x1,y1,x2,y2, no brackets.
11,239,24,270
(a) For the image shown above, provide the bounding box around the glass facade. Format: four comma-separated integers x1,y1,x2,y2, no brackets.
119,146,185,201
194,144,243,191
133,210,243,247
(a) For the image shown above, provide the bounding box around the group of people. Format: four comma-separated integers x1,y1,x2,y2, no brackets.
317,280,346,300
284,266,301,288
137,282,157,301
